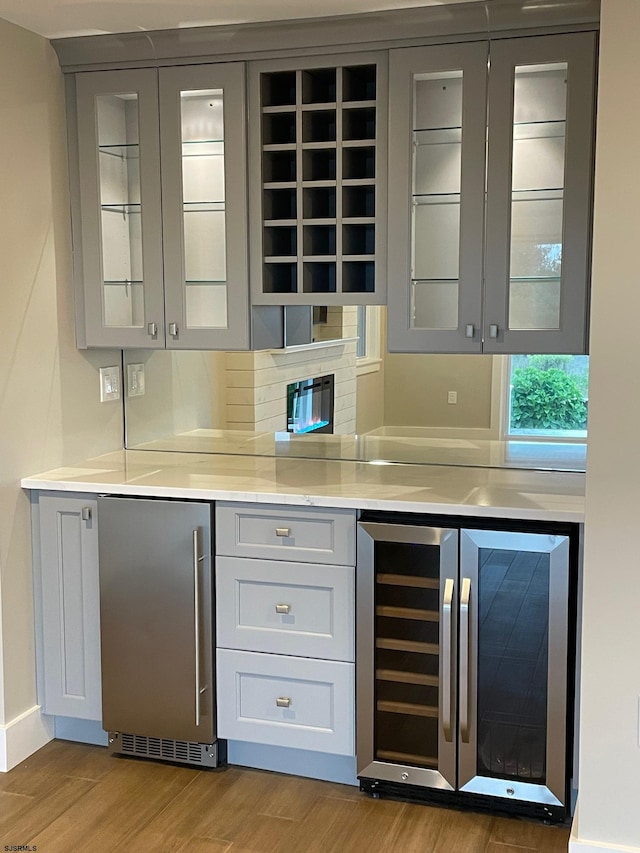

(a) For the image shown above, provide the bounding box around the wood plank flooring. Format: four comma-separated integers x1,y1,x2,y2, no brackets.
0,741,570,852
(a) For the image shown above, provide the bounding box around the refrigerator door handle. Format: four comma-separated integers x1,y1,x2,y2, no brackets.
193,528,201,727
442,578,455,742
459,577,471,743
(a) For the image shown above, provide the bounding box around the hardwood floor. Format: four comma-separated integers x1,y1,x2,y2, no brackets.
0,741,570,852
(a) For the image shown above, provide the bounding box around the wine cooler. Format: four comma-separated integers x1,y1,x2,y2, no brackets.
356,516,576,821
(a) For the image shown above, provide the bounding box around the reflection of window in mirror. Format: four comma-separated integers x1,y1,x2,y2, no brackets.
504,354,588,441
356,305,382,374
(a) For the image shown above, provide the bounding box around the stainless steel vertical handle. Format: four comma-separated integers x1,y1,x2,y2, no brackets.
441,578,455,742
459,577,471,743
147,322,157,338
193,528,201,727
81,506,92,522
489,324,498,339
465,324,474,339
168,322,178,337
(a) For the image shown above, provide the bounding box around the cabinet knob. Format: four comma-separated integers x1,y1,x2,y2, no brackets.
276,697,291,708
168,322,178,337
275,527,291,538
81,506,92,522
489,324,499,339
465,324,475,339
275,603,291,614
147,322,158,338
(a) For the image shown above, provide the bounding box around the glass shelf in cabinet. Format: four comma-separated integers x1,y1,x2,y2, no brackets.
412,192,460,205
513,119,566,141
509,275,562,282
413,127,462,146
181,139,224,157
184,279,226,284
101,203,141,215
103,279,144,285
511,188,564,201
182,201,225,210
99,143,140,159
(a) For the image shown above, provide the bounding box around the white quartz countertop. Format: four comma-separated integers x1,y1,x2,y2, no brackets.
21,449,585,522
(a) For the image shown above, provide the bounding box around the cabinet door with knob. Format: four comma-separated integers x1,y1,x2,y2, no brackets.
387,31,596,354
72,63,249,349
36,493,102,719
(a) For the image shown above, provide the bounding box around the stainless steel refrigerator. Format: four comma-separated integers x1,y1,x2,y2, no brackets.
98,496,223,767
356,517,575,821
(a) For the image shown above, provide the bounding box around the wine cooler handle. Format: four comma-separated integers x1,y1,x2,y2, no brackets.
442,578,455,742
459,577,471,743
193,528,201,727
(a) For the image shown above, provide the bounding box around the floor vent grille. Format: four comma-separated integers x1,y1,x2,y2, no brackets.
109,731,223,768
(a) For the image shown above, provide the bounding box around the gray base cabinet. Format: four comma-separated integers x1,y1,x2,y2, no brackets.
215,502,356,756
36,493,102,720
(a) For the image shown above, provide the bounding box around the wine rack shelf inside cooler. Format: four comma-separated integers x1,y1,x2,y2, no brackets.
374,544,441,770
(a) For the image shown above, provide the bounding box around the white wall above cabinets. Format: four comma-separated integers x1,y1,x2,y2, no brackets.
386,32,597,355
71,63,252,350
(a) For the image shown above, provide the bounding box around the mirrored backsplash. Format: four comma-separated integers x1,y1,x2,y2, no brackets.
122,307,586,472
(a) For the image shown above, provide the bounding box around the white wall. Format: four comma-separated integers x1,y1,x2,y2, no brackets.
0,18,122,731
383,353,495,430
575,0,640,848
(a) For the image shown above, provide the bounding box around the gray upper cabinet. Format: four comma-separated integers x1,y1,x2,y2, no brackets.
72,63,250,349
249,52,388,306
387,31,597,355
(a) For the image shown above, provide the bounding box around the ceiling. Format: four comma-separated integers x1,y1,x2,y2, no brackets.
0,0,484,41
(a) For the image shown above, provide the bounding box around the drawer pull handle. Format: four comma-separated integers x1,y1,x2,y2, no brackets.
275,527,291,537
276,697,291,708
275,603,291,614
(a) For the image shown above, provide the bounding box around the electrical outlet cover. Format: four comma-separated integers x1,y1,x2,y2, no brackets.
100,365,121,402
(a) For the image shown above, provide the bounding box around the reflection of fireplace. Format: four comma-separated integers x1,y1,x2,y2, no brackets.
287,374,335,434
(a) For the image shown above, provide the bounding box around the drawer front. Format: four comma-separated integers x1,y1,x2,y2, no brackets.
216,503,356,566
217,649,354,756
216,557,354,661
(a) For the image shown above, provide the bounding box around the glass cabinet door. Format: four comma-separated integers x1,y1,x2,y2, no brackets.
159,64,249,349
76,69,165,348
484,32,596,354
458,528,570,809
387,43,487,353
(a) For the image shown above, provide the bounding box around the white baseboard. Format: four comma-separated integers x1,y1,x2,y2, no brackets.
570,840,640,853
570,803,640,853
0,705,54,772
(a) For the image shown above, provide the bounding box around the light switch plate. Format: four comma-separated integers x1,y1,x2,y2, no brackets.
99,365,121,402
127,363,145,397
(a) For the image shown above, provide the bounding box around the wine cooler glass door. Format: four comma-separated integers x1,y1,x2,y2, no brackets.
356,522,458,790
457,528,570,809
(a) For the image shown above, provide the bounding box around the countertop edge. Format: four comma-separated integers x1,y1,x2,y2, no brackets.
20,475,585,524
